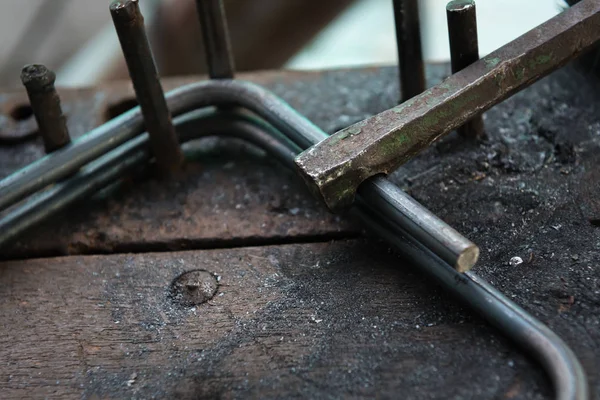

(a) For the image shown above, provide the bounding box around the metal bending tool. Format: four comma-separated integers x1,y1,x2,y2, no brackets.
0,0,592,399
295,0,600,211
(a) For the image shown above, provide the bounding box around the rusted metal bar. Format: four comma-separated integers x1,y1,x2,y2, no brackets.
295,0,600,211
195,0,235,79
392,0,426,102
20,64,71,153
446,0,485,139
110,0,183,171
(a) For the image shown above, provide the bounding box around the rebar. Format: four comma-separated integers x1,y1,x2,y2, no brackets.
446,0,485,139
0,79,478,271
20,64,71,153
392,0,426,102
195,0,235,79
110,0,183,171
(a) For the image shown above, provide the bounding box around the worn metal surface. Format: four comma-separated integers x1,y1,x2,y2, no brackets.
295,0,600,211
446,0,485,139
195,0,235,79
111,0,184,172
393,0,425,102
20,64,71,153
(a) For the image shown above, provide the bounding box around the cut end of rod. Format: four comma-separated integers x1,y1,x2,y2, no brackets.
456,245,479,272
110,0,140,21
20,64,55,90
446,0,476,12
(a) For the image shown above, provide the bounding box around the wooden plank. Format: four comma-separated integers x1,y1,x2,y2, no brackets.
0,241,552,399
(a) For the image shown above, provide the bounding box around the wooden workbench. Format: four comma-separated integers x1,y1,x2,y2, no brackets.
0,66,598,399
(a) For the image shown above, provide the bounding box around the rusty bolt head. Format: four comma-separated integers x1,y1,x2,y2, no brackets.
446,0,476,13
110,0,140,22
170,270,218,306
20,64,56,92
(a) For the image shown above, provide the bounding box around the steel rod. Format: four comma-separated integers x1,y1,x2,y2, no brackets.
358,176,478,271
392,0,426,102
110,0,183,172
195,0,235,79
295,0,600,211
446,0,485,139
20,64,71,153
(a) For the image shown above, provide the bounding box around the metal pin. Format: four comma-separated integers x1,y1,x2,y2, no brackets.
446,0,485,139
20,64,71,153
110,0,183,171
393,0,426,103
195,0,235,79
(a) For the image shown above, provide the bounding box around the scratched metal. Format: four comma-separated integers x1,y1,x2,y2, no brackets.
295,0,600,211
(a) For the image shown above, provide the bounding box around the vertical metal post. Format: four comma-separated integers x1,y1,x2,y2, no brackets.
446,0,485,139
110,0,183,171
195,0,235,79
393,0,426,103
20,64,71,153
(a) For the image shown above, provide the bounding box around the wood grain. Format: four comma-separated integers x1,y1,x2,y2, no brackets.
0,241,549,399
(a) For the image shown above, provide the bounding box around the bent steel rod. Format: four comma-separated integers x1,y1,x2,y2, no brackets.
353,203,588,400
0,109,587,400
0,80,477,271
0,111,295,246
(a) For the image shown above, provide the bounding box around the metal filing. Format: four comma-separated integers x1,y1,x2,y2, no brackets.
0,0,597,399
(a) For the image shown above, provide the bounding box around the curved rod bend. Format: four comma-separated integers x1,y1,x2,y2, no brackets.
0,80,321,211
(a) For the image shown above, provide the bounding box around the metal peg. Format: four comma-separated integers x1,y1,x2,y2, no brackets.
446,0,485,139
195,0,235,79
110,0,183,171
393,0,426,103
20,64,71,153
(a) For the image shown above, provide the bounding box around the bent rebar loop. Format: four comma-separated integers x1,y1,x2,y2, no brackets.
0,82,588,400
